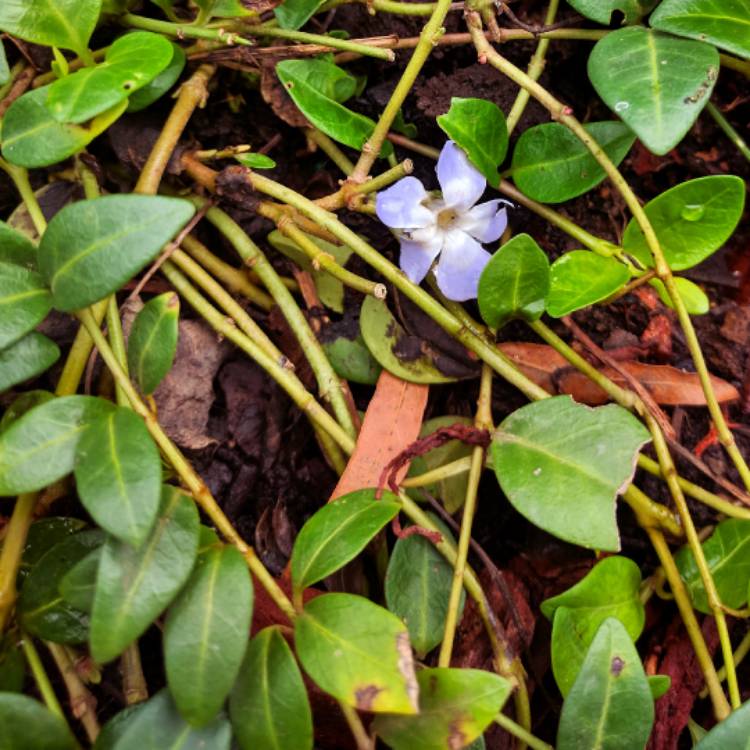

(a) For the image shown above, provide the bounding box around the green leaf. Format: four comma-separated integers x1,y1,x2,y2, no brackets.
17,530,103,643
274,58,357,103
437,98,508,188
47,32,173,124
0,390,55,433
491,396,650,551
0,332,60,393
90,486,200,663
0,40,9,86
127,42,186,113
694,698,750,749
0,634,25,692
276,59,392,157
323,332,382,385
477,233,550,328
675,519,750,614
19,517,87,582
291,488,400,595
165,545,253,726
92,704,147,750
127,292,180,395
235,153,277,169
229,627,313,750
622,175,745,271
0,261,52,349
107,690,232,750
360,295,456,384
511,121,636,203
557,618,654,750
546,251,630,317
0,220,38,268
213,0,254,17
275,0,325,30
74,407,162,546
38,195,195,312
385,514,463,657
59,548,101,613
650,277,709,315
0,693,76,750
541,556,645,696
295,593,419,713
565,0,658,24
0,0,101,57
588,27,719,155
1,85,127,169
651,0,750,59
0,395,115,496
373,668,510,750
648,674,671,699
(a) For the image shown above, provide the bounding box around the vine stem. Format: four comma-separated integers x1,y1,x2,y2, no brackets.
467,10,750,495
338,701,375,749
705,101,750,163
21,637,69,724
494,712,552,750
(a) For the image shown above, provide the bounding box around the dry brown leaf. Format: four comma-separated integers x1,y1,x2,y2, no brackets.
260,59,310,128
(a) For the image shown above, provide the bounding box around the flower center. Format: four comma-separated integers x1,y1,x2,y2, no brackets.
437,208,458,228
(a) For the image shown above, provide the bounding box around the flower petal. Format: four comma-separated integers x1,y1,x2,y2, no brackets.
375,176,435,229
436,141,486,212
455,199,512,243
399,234,443,285
434,230,492,302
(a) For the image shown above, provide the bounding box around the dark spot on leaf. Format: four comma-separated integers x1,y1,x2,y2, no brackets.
355,684,383,710
611,656,625,677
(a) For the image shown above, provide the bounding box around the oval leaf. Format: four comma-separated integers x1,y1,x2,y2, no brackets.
59,547,101,613
165,545,253,726
694,698,750,749
229,627,313,750
557,618,654,750
622,175,745,271
291,488,400,595
323,332,382,385
0,261,52,350
566,0,658,23
90,485,200,663
0,220,37,267
127,292,180,395
0,693,76,750
491,396,650,551
0,395,115,496
511,121,636,203
650,276,709,315
275,0,325,30
477,233,550,328
39,195,195,312
373,668,510,750
295,593,419,714
127,42,186,113
74,407,162,546
0,332,60,393
588,27,719,155
546,251,630,317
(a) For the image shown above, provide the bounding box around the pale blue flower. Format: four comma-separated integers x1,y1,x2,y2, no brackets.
376,141,511,301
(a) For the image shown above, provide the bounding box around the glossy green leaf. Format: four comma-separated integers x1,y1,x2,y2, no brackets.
0,395,115,496
694,698,750,749
127,292,180,395
477,233,550,328
588,27,719,155
323,331,382,385
275,58,357,103
0,0,101,57
547,251,630,317
295,593,419,713
165,545,253,726
74,407,162,546
511,121,636,203
90,486,200,663
651,0,750,59
108,690,232,750
1,85,126,168
59,548,101,613
276,59,392,157
541,556,645,696
0,332,60,393
0,41,8,86
0,220,37,268
213,0,254,16
38,195,195,312
565,0,657,23
47,32,173,124
437,98,508,187
0,261,52,350
385,514,463,657
651,277,709,315
92,704,146,750
0,635,25,692
0,692,76,750
291,488,400,595
19,517,87,583
491,396,650,550
648,674,671,699
675,519,750,614
17,530,103,643
373,668,510,750
622,175,745,271
557,618,654,750
235,152,276,169
360,296,456,384
275,0,326,30
230,627,313,750
127,42,186,112
0,390,55,433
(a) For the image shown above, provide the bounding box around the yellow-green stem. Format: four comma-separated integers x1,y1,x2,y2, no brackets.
106,296,129,407
306,128,356,175
495,712,552,750
21,637,68,723
338,701,375,750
